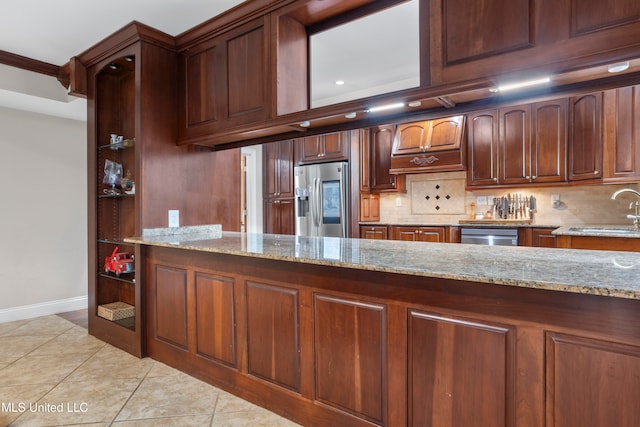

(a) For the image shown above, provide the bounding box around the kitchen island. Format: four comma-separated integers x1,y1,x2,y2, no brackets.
127,228,640,427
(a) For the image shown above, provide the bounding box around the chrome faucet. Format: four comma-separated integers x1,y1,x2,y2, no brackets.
611,188,640,229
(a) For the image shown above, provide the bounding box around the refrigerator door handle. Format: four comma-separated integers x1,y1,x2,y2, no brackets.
340,167,348,237
313,177,321,228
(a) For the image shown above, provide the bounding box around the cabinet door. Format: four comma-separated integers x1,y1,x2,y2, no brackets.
392,226,445,242
531,228,557,248
467,110,499,186
426,116,465,151
393,122,429,155
408,310,515,427
532,99,567,183
264,140,293,199
500,105,531,185
298,132,349,164
263,199,294,235
603,85,640,182
569,93,603,181
370,125,403,192
360,225,387,240
246,282,300,392
178,18,270,142
360,193,380,222
546,332,640,427
314,294,386,424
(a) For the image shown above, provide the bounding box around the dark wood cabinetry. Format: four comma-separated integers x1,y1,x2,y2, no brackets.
569,92,603,182
360,225,388,240
297,131,349,164
408,310,515,426
178,17,271,143
85,23,242,357
359,193,380,223
391,226,446,242
428,0,640,87
520,227,558,248
603,85,640,183
368,125,404,192
390,116,466,174
143,243,640,427
263,139,294,234
264,198,294,235
468,100,567,188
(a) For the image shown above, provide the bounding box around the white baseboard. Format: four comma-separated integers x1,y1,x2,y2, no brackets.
0,295,88,323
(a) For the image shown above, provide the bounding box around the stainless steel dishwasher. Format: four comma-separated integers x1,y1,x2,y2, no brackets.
460,228,519,246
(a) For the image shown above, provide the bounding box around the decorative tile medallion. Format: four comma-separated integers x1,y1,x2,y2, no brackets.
411,178,466,214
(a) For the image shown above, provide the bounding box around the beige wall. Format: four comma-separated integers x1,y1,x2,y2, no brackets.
0,106,87,319
380,171,640,226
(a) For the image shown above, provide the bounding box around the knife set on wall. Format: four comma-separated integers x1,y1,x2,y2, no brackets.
492,193,536,220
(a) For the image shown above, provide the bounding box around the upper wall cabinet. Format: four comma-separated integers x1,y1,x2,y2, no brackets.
178,17,273,143
428,0,640,86
603,85,640,183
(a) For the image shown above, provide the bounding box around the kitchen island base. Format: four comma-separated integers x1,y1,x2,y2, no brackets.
141,244,640,427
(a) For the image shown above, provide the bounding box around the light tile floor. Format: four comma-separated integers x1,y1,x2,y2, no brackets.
0,314,301,427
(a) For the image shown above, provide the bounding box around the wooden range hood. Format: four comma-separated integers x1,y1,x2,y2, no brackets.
389,115,466,174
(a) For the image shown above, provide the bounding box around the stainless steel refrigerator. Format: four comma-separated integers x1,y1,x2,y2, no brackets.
294,161,349,237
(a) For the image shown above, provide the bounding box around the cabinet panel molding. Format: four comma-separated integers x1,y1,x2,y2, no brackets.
408,310,516,427
246,281,300,392
546,332,640,427
155,265,189,349
314,294,386,424
195,272,236,366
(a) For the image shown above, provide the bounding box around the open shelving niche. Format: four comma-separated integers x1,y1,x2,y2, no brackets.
94,55,137,332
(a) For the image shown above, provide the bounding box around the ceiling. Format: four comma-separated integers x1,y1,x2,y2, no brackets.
0,0,247,121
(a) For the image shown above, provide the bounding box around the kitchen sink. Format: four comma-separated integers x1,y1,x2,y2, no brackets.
569,227,640,235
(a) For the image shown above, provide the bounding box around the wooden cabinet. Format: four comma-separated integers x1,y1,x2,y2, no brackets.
297,131,349,164
428,0,640,88
556,234,640,252
603,85,640,183
143,243,640,427
263,139,294,199
468,100,567,188
368,125,404,193
359,193,380,223
86,25,243,357
390,116,466,174
467,109,500,186
314,294,386,423
264,198,294,235
263,139,294,234
178,17,271,143
546,332,640,427
408,310,515,426
519,227,558,248
569,92,603,182
360,225,388,240
391,226,446,242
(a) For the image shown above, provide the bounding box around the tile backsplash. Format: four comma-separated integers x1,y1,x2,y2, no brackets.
379,171,640,226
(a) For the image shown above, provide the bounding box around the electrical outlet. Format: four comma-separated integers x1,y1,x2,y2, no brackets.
487,196,494,205
168,210,180,228
395,197,402,207
477,196,487,205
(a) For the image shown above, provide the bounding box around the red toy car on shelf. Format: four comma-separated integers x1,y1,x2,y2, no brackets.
104,246,134,277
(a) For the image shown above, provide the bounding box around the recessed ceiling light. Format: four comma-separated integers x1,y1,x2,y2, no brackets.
299,121,310,127
366,102,405,113
335,80,345,85
608,61,630,73
345,112,357,119
408,101,422,108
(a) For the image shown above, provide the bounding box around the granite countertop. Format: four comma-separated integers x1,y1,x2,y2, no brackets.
553,225,640,238
360,221,560,228
126,226,640,301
